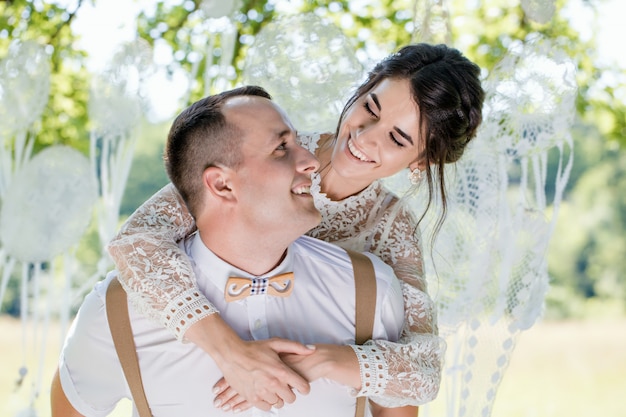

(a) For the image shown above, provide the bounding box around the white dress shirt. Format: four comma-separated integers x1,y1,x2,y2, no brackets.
58,234,404,417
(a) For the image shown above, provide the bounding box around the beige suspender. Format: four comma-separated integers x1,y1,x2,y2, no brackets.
106,278,153,417
345,249,377,417
106,250,378,417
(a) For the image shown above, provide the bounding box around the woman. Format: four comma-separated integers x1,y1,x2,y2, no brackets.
107,43,484,413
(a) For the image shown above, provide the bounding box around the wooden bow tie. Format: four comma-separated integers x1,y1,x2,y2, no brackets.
224,272,294,302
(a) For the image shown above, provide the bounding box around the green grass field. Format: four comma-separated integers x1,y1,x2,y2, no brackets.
1,316,624,417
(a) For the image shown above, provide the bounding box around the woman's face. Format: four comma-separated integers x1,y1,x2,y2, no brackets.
330,78,423,185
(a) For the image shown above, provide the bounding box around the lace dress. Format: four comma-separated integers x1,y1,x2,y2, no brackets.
107,133,445,407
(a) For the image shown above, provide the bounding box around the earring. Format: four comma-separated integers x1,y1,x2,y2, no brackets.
408,168,423,185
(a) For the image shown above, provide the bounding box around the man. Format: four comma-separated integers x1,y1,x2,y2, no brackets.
50,86,404,416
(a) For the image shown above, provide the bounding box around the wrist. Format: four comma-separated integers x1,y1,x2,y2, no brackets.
185,314,242,361
314,345,361,389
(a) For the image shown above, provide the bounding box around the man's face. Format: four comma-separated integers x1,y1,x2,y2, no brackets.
223,96,321,238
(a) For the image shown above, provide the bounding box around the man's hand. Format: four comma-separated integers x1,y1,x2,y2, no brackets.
185,315,314,411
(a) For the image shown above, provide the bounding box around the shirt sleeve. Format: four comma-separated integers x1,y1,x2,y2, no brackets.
106,183,218,341
58,273,128,416
349,204,445,406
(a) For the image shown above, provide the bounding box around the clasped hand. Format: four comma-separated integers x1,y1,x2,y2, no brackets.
212,342,360,413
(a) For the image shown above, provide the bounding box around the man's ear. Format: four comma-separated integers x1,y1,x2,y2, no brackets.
202,166,236,202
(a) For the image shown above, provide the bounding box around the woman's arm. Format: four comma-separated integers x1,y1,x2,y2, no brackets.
107,183,206,338
350,203,445,407
106,183,312,410
352,282,443,407
370,401,419,417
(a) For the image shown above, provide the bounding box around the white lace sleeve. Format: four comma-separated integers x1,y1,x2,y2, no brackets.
106,183,218,340
349,201,445,406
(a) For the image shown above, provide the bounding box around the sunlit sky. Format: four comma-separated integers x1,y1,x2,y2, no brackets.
68,0,625,121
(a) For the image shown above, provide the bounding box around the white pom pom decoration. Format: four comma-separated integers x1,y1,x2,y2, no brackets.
0,146,98,262
0,40,50,135
242,13,364,133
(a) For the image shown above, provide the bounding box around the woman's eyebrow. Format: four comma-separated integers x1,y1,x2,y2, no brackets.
394,127,414,145
370,93,381,111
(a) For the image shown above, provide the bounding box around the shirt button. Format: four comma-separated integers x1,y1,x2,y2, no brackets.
254,319,262,330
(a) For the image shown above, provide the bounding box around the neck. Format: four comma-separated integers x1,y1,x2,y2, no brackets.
197,223,292,276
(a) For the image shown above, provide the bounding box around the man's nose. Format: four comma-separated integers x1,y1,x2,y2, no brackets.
296,145,319,173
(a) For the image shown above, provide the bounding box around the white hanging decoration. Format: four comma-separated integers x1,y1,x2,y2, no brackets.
200,0,242,18
89,40,153,137
416,34,575,417
0,40,50,135
521,0,556,24
89,40,152,248
242,13,363,133
426,140,504,336
0,40,50,199
410,0,452,44
482,34,577,160
0,146,98,263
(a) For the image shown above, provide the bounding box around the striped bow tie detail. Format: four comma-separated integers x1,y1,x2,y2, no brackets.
224,272,294,302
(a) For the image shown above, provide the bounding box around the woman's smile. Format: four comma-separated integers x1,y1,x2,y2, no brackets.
347,137,374,163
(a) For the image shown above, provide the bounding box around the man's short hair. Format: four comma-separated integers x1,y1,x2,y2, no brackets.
164,85,272,218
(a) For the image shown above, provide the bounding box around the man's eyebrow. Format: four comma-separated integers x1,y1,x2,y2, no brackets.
394,127,414,145
277,129,293,140
269,129,293,144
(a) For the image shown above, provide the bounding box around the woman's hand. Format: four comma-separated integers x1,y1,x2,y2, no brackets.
281,344,361,389
186,314,314,411
212,343,361,412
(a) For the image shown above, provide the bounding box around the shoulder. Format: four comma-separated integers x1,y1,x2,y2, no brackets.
378,186,419,229
292,236,398,286
82,271,119,310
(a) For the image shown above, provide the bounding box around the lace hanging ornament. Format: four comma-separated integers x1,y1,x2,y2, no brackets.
521,0,556,24
89,40,153,248
383,33,576,417
0,40,50,199
199,0,242,18
242,13,363,133
419,34,576,417
409,0,452,44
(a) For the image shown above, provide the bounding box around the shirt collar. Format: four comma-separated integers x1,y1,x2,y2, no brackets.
185,232,295,293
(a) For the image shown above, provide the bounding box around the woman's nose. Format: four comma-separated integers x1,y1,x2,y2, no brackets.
354,123,380,147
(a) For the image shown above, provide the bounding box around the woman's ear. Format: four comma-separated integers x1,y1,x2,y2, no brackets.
202,166,236,202
408,161,425,173
409,152,429,172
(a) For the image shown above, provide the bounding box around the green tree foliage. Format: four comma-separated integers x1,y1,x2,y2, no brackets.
547,122,626,317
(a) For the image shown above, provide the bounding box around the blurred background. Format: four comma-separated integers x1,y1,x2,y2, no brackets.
1,0,624,416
